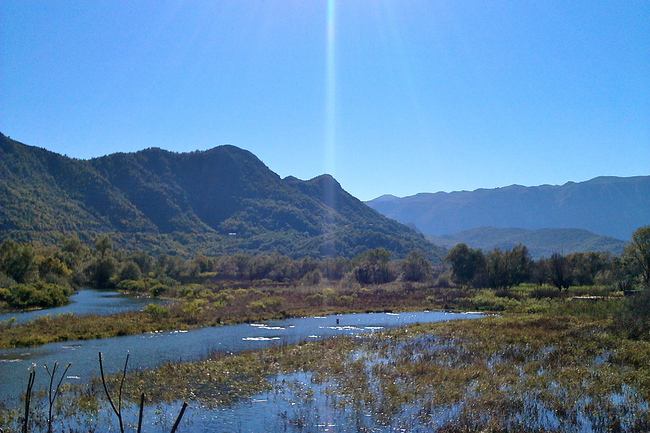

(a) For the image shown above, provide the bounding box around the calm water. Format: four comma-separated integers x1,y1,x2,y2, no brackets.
0,310,482,407
0,289,163,324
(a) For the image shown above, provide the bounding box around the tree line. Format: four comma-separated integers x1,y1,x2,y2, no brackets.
2,226,649,311
445,225,650,292
0,234,434,310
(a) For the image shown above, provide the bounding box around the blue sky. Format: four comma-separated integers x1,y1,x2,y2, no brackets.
1,1,648,201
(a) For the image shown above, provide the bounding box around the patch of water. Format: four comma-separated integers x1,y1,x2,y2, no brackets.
0,310,481,407
0,289,166,324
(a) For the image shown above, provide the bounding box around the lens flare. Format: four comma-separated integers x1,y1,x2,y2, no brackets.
322,0,338,255
325,0,336,177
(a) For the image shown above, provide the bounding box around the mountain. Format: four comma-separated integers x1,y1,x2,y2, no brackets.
427,227,626,259
366,177,650,241
0,133,443,260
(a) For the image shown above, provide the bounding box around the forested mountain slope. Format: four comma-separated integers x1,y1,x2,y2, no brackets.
0,134,442,260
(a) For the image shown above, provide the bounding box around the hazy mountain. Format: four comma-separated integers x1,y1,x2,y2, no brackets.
366,177,650,241
427,227,626,259
0,133,443,260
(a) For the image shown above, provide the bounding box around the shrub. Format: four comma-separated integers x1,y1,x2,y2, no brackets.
119,261,142,281
301,269,322,285
144,303,170,320
150,283,168,297
613,290,650,340
305,292,324,306
116,279,147,292
3,282,72,309
0,274,17,289
529,286,563,299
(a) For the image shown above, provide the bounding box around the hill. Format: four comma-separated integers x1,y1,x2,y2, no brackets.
427,227,626,259
0,133,443,260
366,177,650,240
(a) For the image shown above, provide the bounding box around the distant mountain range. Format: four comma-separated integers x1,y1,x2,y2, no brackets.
426,227,626,259
0,133,442,260
366,176,650,241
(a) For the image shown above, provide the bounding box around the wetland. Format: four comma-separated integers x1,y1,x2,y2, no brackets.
2,231,650,432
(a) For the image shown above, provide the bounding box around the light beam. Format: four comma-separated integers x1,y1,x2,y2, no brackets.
325,0,336,176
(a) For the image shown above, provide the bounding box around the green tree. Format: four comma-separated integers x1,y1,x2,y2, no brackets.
350,248,395,284
401,250,432,282
547,252,570,291
485,248,508,290
319,257,348,281
58,236,91,285
38,255,72,285
627,226,650,289
0,239,37,284
61,236,86,256
505,244,532,287
566,251,612,286
128,250,154,276
88,257,118,288
485,245,531,290
94,235,112,259
192,254,214,274
119,260,142,281
614,289,650,340
446,243,485,287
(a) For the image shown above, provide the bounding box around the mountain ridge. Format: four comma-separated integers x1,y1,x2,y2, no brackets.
0,133,442,260
366,176,650,240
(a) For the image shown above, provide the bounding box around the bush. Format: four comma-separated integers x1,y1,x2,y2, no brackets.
494,288,521,299
613,290,650,340
150,283,169,297
0,273,17,288
116,279,147,292
305,292,324,306
2,282,72,309
144,303,170,320
119,261,142,281
301,269,322,285
529,286,563,299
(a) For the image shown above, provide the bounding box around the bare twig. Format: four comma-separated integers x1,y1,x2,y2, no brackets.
44,361,72,433
22,368,36,433
99,352,129,433
137,393,145,433
118,353,129,420
170,402,188,433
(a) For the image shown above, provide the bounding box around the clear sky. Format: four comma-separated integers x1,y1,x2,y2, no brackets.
1,1,648,201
